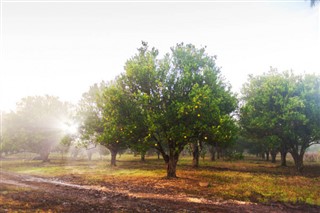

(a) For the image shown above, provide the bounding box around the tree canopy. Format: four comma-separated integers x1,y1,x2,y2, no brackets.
122,42,237,177
76,42,237,176
240,69,320,172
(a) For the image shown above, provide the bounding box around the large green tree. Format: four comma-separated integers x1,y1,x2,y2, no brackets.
77,82,122,166
240,70,320,172
124,42,237,177
100,78,148,166
77,82,105,146
78,79,147,166
240,70,291,165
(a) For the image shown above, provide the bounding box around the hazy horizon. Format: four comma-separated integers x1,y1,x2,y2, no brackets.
1,1,319,111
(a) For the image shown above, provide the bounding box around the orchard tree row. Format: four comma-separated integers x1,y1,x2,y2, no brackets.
240,69,320,172
1,42,320,177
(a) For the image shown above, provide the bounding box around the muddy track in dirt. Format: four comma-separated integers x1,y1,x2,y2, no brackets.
1,171,319,213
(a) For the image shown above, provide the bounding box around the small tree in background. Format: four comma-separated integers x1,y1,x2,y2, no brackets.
12,95,71,162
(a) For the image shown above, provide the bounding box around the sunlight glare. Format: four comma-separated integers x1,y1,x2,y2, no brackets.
61,122,78,135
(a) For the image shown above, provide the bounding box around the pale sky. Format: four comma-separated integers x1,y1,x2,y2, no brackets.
0,0,319,111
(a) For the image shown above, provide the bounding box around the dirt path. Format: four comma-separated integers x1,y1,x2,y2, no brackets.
0,171,318,213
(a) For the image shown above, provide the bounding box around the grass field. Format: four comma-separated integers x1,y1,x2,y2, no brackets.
1,153,320,207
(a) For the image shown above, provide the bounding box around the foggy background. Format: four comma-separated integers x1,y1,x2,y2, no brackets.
1,1,319,111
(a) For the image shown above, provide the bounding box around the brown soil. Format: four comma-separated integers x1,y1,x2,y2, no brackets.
1,171,319,213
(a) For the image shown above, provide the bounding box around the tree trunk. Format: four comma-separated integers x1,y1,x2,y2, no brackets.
72,149,79,159
167,153,179,178
211,152,215,161
266,151,270,161
261,152,265,160
280,150,287,167
217,149,221,159
291,152,304,173
87,151,93,161
141,153,145,162
209,145,216,161
110,150,117,166
192,142,200,168
157,151,160,160
270,150,277,163
40,151,50,162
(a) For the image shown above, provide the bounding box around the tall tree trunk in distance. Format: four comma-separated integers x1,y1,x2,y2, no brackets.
192,142,200,168
270,150,277,163
280,147,287,167
266,151,270,161
87,150,93,161
209,145,216,161
141,152,146,162
261,152,265,160
40,143,51,162
157,151,160,160
72,148,79,159
40,151,50,162
211,152,216,161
